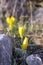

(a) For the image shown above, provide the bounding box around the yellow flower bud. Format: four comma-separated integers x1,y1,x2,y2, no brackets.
21,37,29,51
6,16,16,30
18,26,25,38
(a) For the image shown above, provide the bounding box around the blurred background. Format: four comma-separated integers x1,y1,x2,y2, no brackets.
0,0,43,43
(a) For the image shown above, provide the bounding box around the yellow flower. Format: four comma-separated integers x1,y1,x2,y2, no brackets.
21,37,29,51
18,26,25,38
6,16,16,30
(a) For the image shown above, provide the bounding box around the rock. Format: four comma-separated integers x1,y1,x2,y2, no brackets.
26,54,42,65
0,34,12,65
